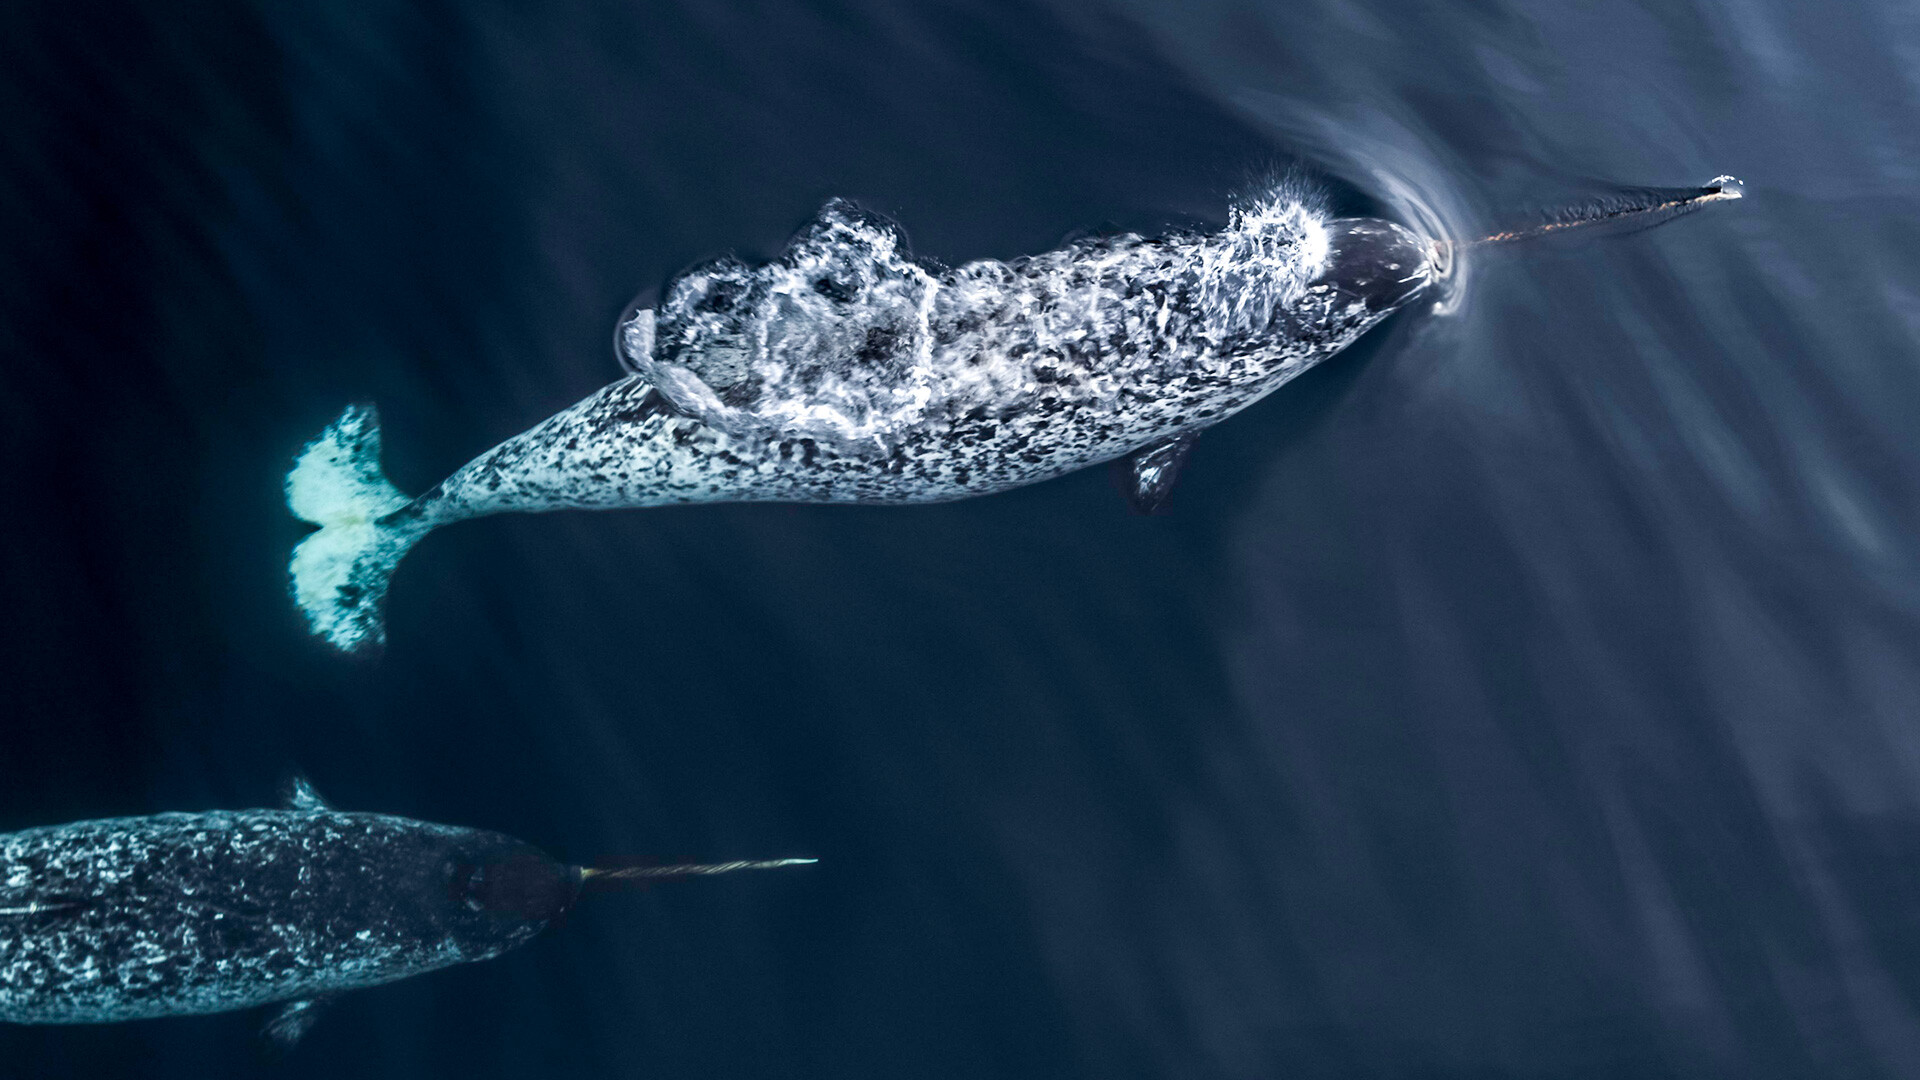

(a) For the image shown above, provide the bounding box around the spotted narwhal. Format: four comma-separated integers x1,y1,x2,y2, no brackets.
0,780,812,1046
286,180,1741,652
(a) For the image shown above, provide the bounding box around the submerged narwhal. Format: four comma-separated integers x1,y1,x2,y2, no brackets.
0,780,813,1046
287,180,1741,652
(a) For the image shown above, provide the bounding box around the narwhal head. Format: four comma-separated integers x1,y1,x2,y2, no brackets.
445,838,583,928
1213,195,1440,352
1219,210,1439,366
1307,218,1442,319
303,827,582,971
398,831,583,960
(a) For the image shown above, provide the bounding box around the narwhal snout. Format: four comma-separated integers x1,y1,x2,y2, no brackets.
451,849,583,923
1313,218,1437,314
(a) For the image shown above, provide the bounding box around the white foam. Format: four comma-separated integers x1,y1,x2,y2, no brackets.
631,194,1333,455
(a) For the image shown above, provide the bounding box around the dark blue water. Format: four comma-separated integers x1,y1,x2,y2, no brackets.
4,1,1918,1077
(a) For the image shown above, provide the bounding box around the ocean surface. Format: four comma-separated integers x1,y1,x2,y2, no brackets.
3,1,1918,1077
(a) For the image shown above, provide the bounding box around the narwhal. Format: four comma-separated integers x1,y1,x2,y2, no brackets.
0,780,813,1046
287,178,1742,651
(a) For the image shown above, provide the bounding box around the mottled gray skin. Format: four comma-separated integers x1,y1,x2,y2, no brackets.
0,811,566,1024
417,199,1436,523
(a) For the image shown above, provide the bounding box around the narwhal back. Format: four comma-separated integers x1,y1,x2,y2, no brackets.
0,811,549,1024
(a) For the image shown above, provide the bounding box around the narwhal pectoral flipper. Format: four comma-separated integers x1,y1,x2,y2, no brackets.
1115,433,1201,515
286,404,432,653
261,995,335,1052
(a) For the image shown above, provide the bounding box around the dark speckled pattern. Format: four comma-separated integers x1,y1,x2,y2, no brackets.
0,812,558,1024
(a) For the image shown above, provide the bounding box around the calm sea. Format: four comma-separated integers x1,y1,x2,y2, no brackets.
3,1,1918,1077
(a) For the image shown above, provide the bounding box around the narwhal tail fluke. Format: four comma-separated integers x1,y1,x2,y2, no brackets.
286,403,431,653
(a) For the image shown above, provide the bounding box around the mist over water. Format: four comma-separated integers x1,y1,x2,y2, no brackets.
3,1,1918,1078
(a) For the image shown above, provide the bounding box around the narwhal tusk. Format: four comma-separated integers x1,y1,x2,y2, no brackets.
1457,175,1744,251
580,858,818,882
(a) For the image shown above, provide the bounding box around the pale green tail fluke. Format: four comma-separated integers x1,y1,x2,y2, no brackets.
286,404,429,652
